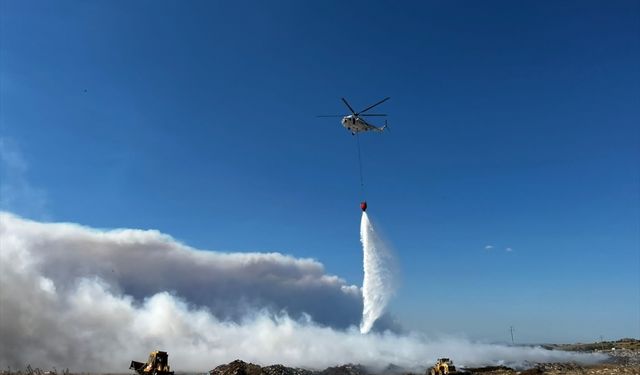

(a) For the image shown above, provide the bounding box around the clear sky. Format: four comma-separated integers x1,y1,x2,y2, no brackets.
1,0,638,343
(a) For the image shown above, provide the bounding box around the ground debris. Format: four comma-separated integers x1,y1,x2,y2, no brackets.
462,365,516,374
207,359,640,375
515,362,639,375
318,364,369,375
1,366,70,375
209,360,312,375
263,364,314,375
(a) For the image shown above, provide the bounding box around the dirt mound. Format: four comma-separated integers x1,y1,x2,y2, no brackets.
209,360,263,375
209,360,312,375
209,362,371,375
318,364,369,375
263,364,313,375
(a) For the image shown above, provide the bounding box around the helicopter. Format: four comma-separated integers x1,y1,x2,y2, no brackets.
318,97,390,135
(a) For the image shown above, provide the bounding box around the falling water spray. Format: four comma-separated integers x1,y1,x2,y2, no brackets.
360,211,396,334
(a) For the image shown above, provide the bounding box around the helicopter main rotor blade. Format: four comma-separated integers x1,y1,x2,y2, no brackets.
360,114,387,117
358,97,390,114
317,115,347,117
341,98,357,115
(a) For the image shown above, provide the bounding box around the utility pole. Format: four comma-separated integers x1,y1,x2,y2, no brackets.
510,326,515,345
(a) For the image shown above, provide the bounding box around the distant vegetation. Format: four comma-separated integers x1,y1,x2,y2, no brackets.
542,338,640,352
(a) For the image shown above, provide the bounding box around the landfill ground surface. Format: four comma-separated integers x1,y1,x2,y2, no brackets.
206,354,640,375
206,339,640,375
3,339,638,375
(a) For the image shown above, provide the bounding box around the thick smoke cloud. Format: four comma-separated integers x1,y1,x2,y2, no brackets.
0,212,362,327
0,213,604,372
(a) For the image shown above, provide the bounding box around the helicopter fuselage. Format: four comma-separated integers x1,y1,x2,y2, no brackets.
341,115,385,134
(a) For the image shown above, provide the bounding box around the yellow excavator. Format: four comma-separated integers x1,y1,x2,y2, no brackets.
130,351,174,375
428,358,457,375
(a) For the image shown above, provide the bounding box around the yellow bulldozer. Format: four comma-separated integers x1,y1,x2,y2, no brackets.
428,358,457,375
130,351,174,375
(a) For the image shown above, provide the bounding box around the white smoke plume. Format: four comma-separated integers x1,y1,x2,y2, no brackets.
0,213,605,372
360,212,396,334
0,211,362,328
0,138,48,218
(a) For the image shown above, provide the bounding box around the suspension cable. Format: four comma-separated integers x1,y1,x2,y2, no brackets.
355,132,365,198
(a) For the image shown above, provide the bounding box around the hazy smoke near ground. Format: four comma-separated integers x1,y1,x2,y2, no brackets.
360,212,396,334
0,213,605,372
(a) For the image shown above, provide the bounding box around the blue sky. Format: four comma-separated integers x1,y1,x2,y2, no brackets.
1,0,638,343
